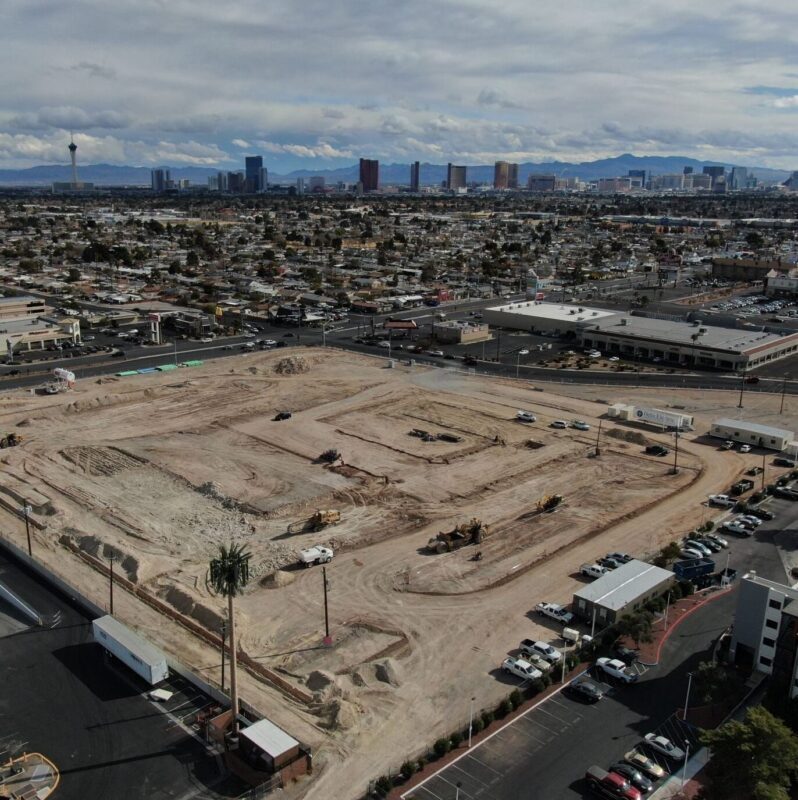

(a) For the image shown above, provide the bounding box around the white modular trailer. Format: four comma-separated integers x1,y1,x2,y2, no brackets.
93,615,169,685
709,419,793,452
606,403,693,430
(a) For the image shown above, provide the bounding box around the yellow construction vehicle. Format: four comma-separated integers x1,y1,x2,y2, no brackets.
426,518,488,554
288,509,341,534
536,494,563,513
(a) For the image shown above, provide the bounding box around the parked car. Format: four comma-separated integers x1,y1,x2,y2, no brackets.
774,457,796,468
596,657,638,683
501,656,543,681
550,420,568,429
523,639,562,664
746,466,764,476
598,556,622,570
645,445,669,456
736,515,762,528
565,680,604,703
535,602,574,624
643,733,685,761
607,552,633,564
581,563,608,579
708,494,735,508
623,751,666,780
681,546,704,559
684,539,712,557
571,420,591,431
705,533,728,548
615,646,639,666
774,486,798,500
694,537,722,553
739,444,752,453
741,506,775,521
610,763,654,794
585,766,641,800
721,521,751,537
516,410,537,423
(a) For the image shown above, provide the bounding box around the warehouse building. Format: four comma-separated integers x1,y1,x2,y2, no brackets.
432,320,491,344
483,301,617,335
572,559,674,626
730,572,798,699
709,419,794,451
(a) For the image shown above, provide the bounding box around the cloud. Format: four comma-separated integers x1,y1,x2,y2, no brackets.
69,61,116,80
9,106,131,131
255,140,353,159
231,138,251,148
477,89,525,110
773,96,798,109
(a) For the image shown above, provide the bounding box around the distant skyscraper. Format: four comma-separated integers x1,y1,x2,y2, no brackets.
683,166,694,175
628,169,646,187
245,156,263,193
494,161,509,189
507,162,519,189
259,167,268,192
151,168,171,192
527,174,556,191
296,177,305,195
729,167,748,190
309,176,326,192
410,161,420,191
447,163,467,190
702,165,725,186
227,171,245,193
359,158,379,191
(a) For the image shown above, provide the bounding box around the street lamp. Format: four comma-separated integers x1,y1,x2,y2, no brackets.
21,504,32,557
670,430,680,475
683,671,694,721
681,742,691,788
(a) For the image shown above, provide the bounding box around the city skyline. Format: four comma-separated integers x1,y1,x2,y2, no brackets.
3,1,798,171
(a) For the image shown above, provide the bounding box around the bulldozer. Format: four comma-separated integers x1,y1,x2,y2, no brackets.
0,433,22,448
536,494,563,513
288,509,341,534
426,518,488,554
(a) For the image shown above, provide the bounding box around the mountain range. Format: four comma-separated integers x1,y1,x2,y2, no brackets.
0,154,789,187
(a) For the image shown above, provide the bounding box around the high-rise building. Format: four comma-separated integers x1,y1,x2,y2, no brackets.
683,166,694,175
702,165,725,186
227,171,245,193
527,174,556,191
296,178,305,195
628,169,646,187
729,167,748,190
359,158,379,191
309,176,325,192
507,162,519,190
410,161,420,191
447,163,467,190
245,156,264,193
494,161,509,189
151,168,171,192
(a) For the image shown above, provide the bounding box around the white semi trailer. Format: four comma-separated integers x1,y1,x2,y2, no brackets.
92,615,169,685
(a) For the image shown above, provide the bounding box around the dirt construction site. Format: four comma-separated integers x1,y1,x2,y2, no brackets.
0,348,794,799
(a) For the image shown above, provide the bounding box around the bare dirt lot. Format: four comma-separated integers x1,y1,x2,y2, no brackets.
0,349,792,799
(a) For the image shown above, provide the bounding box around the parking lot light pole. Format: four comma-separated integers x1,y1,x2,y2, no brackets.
683,672,693,721
468,696,475,747
21,504,32,557
681,742,691,788
761,453,767,492
670,430,680,475
663,591,671,630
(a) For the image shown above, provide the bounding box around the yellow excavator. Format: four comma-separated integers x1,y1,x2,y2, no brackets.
426,518,488,554
288,509,341,534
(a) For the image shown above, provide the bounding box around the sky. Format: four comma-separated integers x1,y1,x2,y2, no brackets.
3,0,798,172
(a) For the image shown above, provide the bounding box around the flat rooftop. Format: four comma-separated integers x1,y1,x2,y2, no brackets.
574,559,673,611
486,301,618,324
241,718,299,758
713,418,794,439
588,315,791,353
0,317,62,335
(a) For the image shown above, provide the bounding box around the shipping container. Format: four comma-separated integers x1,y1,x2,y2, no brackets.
92,615,169,686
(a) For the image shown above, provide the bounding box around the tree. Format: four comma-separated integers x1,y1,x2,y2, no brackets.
614,611,653,648
207,543,251,734
693,660,743,705
699,706,798,799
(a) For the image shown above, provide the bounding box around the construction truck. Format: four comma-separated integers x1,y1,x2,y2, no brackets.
288,509,341,534
426,518,487,554
0,433,22,448
536,494,563,513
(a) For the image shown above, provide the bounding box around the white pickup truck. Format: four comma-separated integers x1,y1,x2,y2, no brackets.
298,545,334,567
501,656,542,681
580,563,608,580
596,657,638,683
535,602,574,625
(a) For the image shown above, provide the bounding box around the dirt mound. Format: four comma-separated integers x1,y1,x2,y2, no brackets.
63,532,140,582
158,584,225,632
606,428,650,446
326,698,360,731
274,356,310,375
16,418,33,427
260,570,296,589
374,658,401,687
306,670,336,693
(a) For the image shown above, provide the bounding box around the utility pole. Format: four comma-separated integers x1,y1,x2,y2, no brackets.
738,372,745,409
781,378,787,415
322,566,332,646
494,329,501,361
21,504,32,557
670,430,680,475
761,452,767,493
108,554,115,615
595,419,602,457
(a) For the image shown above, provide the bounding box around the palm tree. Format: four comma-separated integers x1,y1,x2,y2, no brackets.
208,542,251,734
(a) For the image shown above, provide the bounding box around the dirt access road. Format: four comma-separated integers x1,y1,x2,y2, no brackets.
0,349,786,800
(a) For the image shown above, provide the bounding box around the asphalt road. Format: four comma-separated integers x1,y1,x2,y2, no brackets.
0,551,232,800
405,497,789,800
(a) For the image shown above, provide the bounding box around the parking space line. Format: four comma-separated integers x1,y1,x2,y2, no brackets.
461,752,504,778
447,761,492,789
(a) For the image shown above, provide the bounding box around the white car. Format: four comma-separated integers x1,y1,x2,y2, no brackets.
681,547,704,560
608,356,620,362
643,733,684,761
571,420,591,431
427,350,444,357
551,420,568,429
721,521,751,537
518,349,530,356
596,657,638,683
200,337,214,343
377,341,392,349
535,602,574,625
516,410,537,423
708,494,735,508
736,515,762,528
580,563,608,580
739,444,752,453
684,540,712,557
501,656,543,681
263,339,277,347
524,640,562,664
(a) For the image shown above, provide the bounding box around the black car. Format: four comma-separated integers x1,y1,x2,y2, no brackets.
462,355,478,366
746,466,764,476
273,411,292,421
742,506,775,521
615,646,639,665
774,457,796,468
645,445,669,457
610,763,654,793
775,487,798,501
5,369,20,376
111,349,125,358
566,680,604,703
